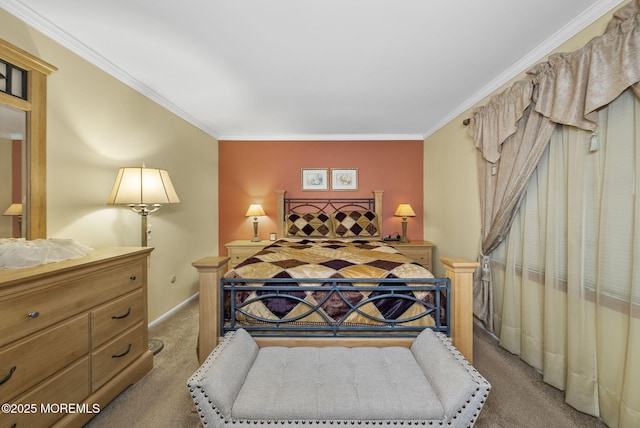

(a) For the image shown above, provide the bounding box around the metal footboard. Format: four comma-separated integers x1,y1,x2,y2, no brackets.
221,277,450,338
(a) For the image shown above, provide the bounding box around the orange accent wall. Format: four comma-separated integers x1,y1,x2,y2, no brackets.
218,140,423,255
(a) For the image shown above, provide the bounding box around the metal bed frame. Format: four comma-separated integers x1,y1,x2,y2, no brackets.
275,190,385,238
221,276,451,338
283,196,376,215
222,191,449,338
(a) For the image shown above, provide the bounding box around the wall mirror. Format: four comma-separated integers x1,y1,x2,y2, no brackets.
0,104,26,238
0,39,56,240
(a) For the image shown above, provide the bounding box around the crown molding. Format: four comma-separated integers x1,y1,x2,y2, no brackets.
0,0,221,139
218,133,425,142
422,0,625,139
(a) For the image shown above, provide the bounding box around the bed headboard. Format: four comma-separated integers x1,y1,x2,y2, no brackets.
275,190,384,239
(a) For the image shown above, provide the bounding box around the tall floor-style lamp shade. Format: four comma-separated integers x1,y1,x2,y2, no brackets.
245,204,266,242
107,166,180,247
394,203,416,243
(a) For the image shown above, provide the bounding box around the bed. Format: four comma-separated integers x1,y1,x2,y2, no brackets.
192,190,479,364
222,239,448,335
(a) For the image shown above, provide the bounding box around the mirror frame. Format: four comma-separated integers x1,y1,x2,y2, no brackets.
0,39,56,239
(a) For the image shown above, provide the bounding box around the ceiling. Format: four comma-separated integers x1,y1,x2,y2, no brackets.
0,0,624,141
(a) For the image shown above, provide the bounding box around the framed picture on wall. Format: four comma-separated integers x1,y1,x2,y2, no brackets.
331,168,358,191
301,168,329,191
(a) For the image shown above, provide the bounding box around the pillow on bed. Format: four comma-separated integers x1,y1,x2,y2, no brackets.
332,210,380,238
286,213,332,237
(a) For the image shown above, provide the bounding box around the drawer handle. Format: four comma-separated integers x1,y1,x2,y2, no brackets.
112,307,132,320
112,344,132,358
27,311,40,318
129,275,137,281
0,366,16,385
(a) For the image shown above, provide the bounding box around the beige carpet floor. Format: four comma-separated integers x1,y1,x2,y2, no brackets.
84,297,607,428
84,297,202,428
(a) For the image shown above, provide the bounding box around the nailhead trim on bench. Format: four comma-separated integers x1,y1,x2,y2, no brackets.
189,331,491,428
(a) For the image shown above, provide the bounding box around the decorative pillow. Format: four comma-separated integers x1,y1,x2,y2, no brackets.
332,210,380,238
286,213,332,237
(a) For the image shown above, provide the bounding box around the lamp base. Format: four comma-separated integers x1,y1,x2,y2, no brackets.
400,219,410,243
148,339,164,355
251,219,261,242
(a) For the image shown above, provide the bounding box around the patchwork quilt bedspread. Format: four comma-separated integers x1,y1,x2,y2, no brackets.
224,239,443,327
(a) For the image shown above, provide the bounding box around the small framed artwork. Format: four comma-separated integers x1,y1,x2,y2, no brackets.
331,168,358,191
301,168,329,191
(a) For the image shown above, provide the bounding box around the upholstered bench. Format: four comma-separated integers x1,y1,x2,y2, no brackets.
188,329,490,428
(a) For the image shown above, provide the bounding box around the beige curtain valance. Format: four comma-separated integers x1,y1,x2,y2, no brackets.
471,0,640,163
470,80,533,163
530,0,640,131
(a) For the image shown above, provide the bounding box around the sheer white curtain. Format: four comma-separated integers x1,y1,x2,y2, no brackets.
491,89,640,427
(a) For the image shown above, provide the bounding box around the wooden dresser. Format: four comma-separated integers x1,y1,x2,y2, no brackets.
0,247,154,428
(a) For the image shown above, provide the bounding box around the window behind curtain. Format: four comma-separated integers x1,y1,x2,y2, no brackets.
493,88,640,308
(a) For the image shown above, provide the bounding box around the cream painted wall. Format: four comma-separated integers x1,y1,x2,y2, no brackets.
0,9,219,322
423,123,481,278
423,2,625,278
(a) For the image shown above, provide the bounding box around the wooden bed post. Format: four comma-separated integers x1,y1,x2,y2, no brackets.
192,256,229,363
373,190,384,236
440,257,479,363
276,189,286,238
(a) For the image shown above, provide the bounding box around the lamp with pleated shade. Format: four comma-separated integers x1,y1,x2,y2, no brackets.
394,203,416,243
245,204,266,242
107,166,180,247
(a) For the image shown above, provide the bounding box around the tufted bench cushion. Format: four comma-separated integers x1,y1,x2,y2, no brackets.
188,329,490,427
234,345,445,420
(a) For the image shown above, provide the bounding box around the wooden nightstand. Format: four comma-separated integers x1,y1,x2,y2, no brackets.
225,240,272,269
388,240,435,272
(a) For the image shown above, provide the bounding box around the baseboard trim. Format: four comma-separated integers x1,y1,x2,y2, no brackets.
148,292,199,329
474,318,499,341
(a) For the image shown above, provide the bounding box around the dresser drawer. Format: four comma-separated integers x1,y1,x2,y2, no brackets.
91,289,144,348
1,357,90,428
91,323,145,391
0,314,89,403
0,260,143,348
